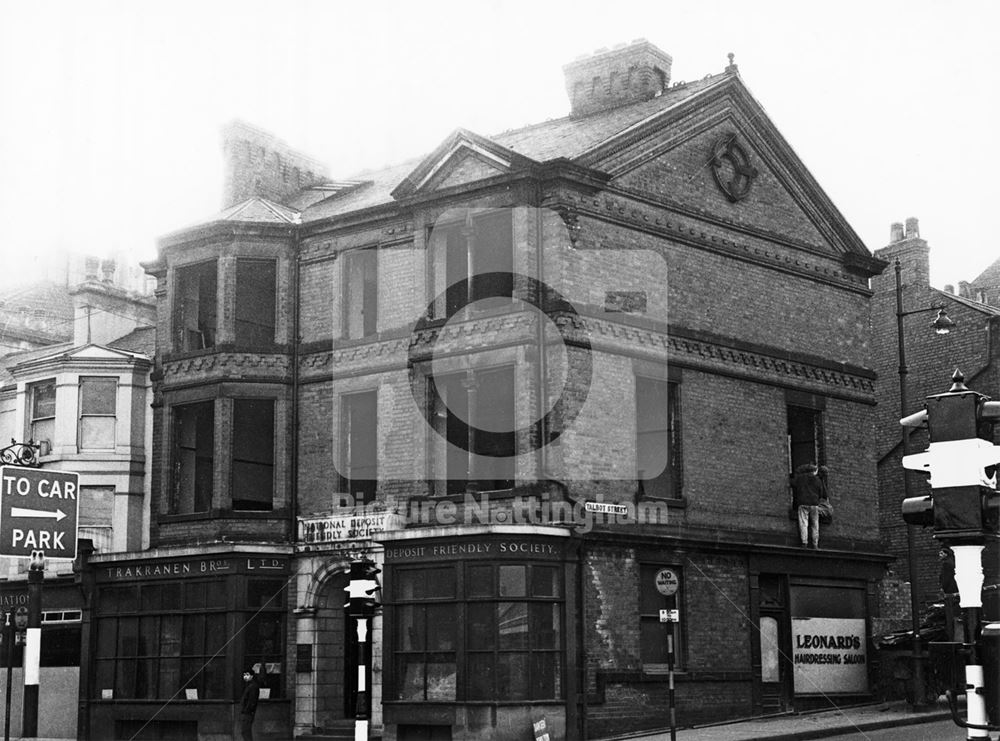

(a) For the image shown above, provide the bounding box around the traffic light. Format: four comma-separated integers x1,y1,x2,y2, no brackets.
900,371,1000,541
900,370,1000,733
344,559,381,617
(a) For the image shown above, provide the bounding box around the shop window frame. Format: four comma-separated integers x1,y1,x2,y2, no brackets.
389,561,564,704
92,579,229,701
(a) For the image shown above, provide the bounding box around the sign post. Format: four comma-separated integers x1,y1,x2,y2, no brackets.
2,608,11,741
0,465,78,740
655,569,680,741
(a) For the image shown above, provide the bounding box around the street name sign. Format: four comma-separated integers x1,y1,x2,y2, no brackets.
0,466,79,559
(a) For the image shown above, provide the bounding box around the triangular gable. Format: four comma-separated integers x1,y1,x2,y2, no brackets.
216,197,301,224
575,75,874,263
14,343,145,369
391,128,538,200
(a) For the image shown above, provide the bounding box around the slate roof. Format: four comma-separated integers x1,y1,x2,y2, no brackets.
108,326,156,356
971,257,1000,290
297,73,730,223
933,287,1000,316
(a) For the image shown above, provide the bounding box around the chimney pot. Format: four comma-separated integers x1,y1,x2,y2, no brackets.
890,222,904,242
84,256,100,281
100,258,116,283
944,284,955,295
905,217,919,239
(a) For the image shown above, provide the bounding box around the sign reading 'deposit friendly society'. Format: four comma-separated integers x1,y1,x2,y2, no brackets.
0,465,80,560
791,617,868,695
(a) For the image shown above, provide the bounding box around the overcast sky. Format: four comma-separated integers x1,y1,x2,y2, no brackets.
0,0,996,291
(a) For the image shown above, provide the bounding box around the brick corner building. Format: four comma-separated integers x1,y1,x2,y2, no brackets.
84,40,892,740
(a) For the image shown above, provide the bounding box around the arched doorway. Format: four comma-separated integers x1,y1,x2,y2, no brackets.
313,569,354,729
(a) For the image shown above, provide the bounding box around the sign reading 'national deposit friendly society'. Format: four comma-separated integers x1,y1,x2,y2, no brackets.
0,465,80,559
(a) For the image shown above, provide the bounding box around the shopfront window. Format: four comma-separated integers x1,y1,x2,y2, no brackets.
392,561,563,702
93,580,227,700
243,579,287,699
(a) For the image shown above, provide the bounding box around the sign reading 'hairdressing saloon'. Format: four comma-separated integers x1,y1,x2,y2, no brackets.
791,617,867,695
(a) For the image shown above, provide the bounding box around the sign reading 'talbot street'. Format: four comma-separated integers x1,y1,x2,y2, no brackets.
0,465,80,559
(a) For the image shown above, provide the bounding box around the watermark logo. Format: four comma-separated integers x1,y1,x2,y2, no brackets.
305,492,671,536
331,205,670,490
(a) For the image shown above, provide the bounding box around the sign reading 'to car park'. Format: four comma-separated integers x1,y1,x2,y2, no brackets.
0,466,80,560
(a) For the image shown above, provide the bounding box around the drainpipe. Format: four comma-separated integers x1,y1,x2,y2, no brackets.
534,183,550,483
290,230,301,541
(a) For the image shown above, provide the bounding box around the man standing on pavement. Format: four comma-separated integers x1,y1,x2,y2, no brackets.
240,666,262,741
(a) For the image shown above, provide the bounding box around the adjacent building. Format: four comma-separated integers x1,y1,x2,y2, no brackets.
0,272,154,739
90,40,892,740
870,219,1000,630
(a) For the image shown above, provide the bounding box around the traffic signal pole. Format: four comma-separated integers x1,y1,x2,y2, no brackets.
901,371,1000,739
344,559,381,741
22,551,44,739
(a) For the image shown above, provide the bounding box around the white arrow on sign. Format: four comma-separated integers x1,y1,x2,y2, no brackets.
10,507,67,522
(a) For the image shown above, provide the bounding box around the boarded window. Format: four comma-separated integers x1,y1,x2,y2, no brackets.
232,399,274,511
235,259,277,346
639,563,684,668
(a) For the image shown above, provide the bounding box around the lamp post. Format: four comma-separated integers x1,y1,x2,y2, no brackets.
894,258,955,708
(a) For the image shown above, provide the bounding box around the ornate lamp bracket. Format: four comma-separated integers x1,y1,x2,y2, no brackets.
0,440,42,467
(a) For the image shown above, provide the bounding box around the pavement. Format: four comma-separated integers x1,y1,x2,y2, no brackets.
598,699,956,741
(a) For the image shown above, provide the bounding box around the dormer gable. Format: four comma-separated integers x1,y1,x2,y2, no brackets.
391,129,537,200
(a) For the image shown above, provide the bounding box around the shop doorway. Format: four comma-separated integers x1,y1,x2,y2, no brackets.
757,574,792,713
313,571,360,728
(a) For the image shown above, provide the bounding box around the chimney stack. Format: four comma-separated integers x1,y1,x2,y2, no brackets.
221,121,328,209
564,39,672,117
873,216,930,290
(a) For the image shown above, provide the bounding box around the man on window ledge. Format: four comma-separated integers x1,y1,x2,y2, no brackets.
792,462,826,549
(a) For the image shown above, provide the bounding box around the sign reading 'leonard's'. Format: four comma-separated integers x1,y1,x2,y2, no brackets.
0,466,80,560
791,617,868,695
